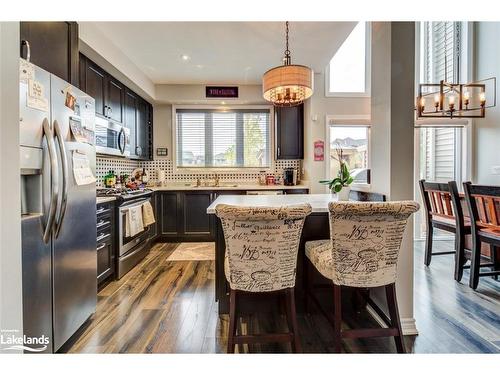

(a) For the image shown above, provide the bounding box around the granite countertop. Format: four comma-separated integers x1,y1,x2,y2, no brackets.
207,193,337,214
149,182,310,192
97,196,117,204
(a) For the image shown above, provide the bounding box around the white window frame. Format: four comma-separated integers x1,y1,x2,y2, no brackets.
413,21,473,240
325,114,371,192
325,22,372,98
172,104,275,173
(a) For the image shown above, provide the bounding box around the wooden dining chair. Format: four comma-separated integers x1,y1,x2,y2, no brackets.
418,180,472,281
215,203,312,353
304,201,419,353
462,182,500,289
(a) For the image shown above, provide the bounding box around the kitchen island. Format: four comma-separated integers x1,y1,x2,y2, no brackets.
207,194,337,314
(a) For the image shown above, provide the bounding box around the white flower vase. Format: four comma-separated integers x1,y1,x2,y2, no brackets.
335,186,351,201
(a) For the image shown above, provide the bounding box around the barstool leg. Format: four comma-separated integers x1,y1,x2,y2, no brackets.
285,288,302,353
385,283,406,353
227,289,237,353
332,284,342,353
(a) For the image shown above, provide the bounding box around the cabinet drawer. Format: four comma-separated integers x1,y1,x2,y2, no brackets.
97,238,113,282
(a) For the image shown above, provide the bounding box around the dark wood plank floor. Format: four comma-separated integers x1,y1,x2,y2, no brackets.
68,240,499,353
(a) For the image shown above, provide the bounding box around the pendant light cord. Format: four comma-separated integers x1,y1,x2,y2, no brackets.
284,21,291,65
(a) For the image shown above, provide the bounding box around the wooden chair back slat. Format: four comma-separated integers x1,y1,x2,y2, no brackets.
426,189,454,219
463,182,500,231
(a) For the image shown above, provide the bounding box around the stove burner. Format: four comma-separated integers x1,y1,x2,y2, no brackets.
97,187,153,201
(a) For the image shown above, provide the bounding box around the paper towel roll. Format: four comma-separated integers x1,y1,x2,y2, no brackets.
157,169,166,183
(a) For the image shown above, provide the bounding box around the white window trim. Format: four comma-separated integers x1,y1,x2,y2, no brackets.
325,22,372,98
172,104,275,174
413,22,473,240
325,114,372,193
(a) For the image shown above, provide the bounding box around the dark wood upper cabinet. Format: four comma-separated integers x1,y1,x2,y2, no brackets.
106,77,125,124
80,56,107,117
124,89,139,158
79,53,153,159
136,98,149,159
275,104,304,159
20,22,79,86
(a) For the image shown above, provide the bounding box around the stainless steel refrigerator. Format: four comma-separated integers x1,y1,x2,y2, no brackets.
20,59,97,353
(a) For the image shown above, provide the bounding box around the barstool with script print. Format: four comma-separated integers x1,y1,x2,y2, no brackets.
215,203,312,353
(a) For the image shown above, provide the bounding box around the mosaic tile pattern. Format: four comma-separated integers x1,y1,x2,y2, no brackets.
96,157,301,186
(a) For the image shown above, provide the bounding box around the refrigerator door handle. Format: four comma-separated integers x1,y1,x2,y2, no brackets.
53,120,68,238
42,118,59,244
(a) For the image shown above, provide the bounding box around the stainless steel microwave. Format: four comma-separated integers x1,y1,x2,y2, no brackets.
95,117,130,157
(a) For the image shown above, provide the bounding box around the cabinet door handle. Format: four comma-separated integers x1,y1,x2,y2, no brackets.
277,146,281,158
96,243,107,251
136,146,142,156
21,40,31,62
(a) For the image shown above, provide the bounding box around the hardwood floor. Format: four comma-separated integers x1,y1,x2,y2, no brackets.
67,240,499,353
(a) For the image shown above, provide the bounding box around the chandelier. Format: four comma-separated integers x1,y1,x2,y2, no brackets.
416,25,495,120
262,22,314,107
416,78,496,119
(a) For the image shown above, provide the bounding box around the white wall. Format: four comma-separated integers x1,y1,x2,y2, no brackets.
473,22,500,185
303,72,370,193
0,22,23,349
369,22,417,335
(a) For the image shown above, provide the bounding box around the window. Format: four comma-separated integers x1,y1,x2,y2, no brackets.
415,21,470,239
417,22,464,184
326,117,371,185
327,22,370,96
175,108,271,169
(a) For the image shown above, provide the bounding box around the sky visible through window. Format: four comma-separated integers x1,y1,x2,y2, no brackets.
329,22,366,93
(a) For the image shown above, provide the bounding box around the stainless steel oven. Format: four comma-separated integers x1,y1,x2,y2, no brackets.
117,197,152,278
95,116,130,157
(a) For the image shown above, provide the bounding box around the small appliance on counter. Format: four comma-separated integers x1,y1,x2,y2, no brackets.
283,168,298,186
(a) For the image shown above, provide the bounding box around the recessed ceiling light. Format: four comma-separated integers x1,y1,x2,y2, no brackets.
181,54,190,61
221,101,226,105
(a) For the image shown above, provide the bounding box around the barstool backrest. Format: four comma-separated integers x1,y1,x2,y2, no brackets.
327,201,419,287
215,204,312,292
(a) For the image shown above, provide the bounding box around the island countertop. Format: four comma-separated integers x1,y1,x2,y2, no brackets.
207,193,337,214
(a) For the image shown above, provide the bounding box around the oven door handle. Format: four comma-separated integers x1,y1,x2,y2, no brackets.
119,198,151,211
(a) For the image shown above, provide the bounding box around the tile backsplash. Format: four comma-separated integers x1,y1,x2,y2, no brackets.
96,156,301,187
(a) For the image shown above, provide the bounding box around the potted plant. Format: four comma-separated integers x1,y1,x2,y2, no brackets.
319,147,353,201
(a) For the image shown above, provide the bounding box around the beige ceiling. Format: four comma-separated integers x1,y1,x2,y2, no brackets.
87,22,357,85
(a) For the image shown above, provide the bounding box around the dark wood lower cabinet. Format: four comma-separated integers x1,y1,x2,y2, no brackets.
96,201,116,288
182,191,213,238
154,189,309,243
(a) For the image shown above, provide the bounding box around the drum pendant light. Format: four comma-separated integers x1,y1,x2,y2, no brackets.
262,21,314,107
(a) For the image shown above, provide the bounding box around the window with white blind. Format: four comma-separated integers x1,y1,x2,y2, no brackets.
418,21,464,184
175,108,271,169
415,21,469,239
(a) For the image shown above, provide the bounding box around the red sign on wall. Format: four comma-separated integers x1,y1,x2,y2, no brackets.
314,140,324,161
206,86,239,98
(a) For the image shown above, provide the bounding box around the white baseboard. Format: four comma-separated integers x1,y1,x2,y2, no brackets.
366,305,419,336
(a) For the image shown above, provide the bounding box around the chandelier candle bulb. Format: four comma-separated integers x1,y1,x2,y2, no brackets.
448,94,455,109
434,94,440,111
463,91,470,108
480,92,486,106
419,97,425,110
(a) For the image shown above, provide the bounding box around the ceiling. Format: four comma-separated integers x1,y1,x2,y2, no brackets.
88,22,357,85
